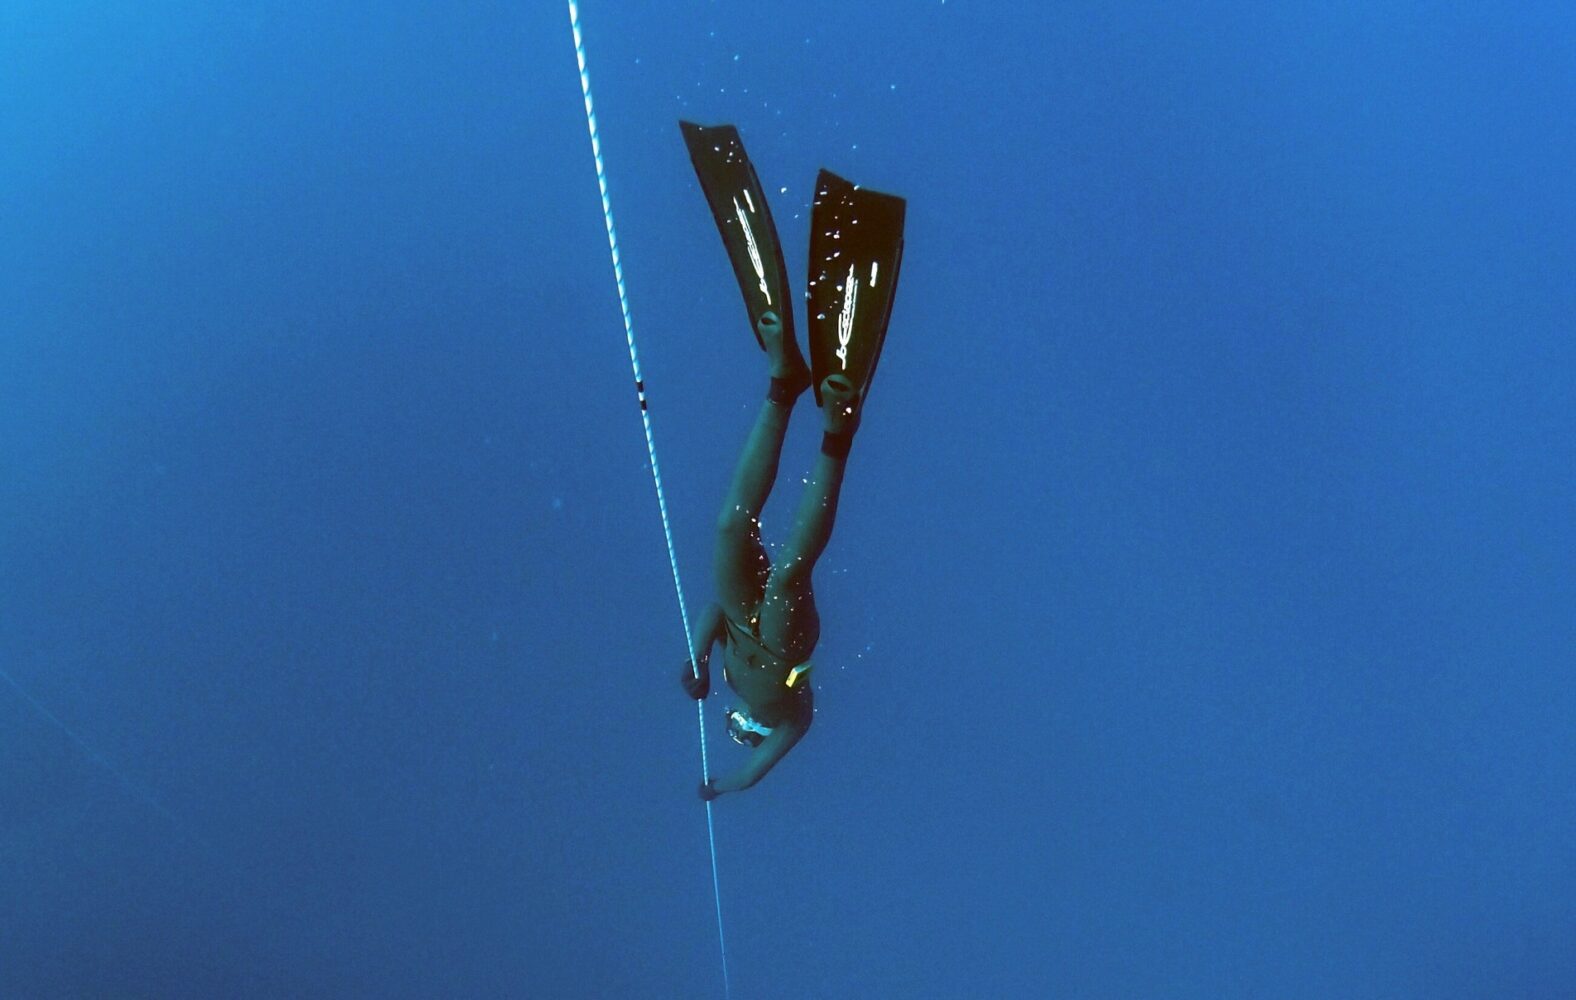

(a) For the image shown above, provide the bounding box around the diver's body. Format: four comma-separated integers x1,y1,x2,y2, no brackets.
682,311,860,798
676,121,904,798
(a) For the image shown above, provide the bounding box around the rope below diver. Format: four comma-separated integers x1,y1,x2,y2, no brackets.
565,4,731,997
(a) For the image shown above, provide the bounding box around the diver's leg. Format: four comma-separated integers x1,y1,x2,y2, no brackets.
713,398,785,616
756,455,840,660
714,313,810,618
757,376,857,659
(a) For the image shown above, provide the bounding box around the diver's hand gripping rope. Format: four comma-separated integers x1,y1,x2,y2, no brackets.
566,5,731,998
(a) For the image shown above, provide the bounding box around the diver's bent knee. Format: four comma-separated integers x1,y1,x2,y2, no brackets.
716,506,760,537
769,554,815,589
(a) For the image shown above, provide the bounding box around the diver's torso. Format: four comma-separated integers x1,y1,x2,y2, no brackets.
721,617,805,726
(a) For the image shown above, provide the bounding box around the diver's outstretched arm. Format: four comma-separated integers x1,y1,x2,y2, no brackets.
706,692,813,796
680,603,726,700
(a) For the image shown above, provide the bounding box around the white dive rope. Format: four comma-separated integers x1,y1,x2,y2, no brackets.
565,4,731,997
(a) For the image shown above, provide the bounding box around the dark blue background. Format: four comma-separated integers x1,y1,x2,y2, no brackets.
3,1,1572,996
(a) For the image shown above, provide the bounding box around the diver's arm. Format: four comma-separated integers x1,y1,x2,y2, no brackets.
680,603,726,699
696,602,725,658
710,692,813,795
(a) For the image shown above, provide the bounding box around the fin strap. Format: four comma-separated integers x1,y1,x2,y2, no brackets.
767,376,804,406
820,430,854,459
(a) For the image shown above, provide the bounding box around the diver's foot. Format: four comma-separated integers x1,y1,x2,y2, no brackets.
819,373,860,437
758,311,810,395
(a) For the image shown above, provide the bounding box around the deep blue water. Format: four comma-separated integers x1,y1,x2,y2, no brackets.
3,2,1573,997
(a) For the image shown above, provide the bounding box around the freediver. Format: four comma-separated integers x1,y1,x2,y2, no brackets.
675,122,906,799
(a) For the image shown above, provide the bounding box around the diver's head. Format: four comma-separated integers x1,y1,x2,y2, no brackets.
725,706,772,748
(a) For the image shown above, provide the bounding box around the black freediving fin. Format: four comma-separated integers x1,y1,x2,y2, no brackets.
679,121,795,349
806,169,906,409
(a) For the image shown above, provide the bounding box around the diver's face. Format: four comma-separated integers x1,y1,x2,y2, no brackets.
727,709,768,747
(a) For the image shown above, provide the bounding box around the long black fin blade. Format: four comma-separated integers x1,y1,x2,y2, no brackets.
806,169,906,407
680,121,794,348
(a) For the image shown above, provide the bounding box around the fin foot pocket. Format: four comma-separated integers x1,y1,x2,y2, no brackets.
759,312,810,394
819,374,860,437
